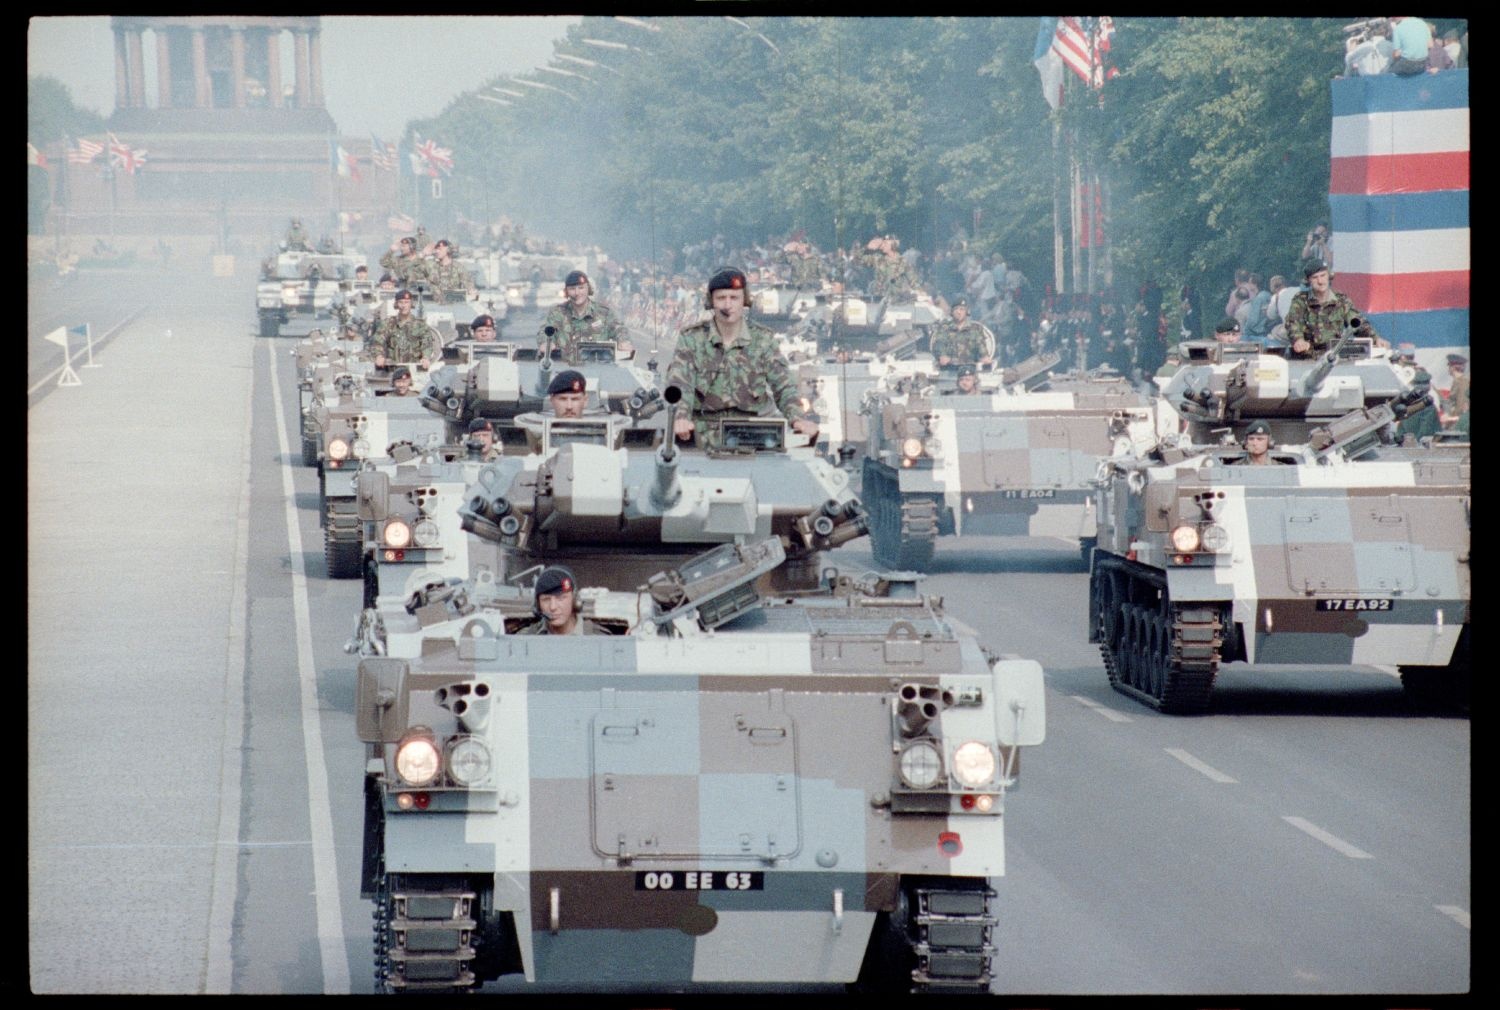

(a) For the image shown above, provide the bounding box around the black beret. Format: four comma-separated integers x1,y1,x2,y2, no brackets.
1245,420,1271,437
379,273,395,284
957,363,977,377
390,366,411,380
708,267,748,293
1215,316,1241,334
548,369,587,396
564,270,589,287
1303,259,1329,280
534,566,575,597
395,288,414,301
471,314,496,330
467,417,494,433
952,297,968,308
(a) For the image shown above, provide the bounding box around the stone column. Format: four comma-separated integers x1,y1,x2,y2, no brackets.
127,30,146,108
156,30,172,109
293,30,310,108
192,28,210,108
266,31,283,109
230,28,246,109
113,28,129,110
309,30,324,107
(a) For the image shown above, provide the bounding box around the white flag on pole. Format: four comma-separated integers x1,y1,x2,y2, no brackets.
44,326,69,348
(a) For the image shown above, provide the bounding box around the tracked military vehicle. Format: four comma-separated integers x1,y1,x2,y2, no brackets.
793,330,933,466
454,400,866,591
862,355,1161,570
256,248,365,337
419,344,659,453
296,327,378,467
349,394,1047,994
1089,330,1470,713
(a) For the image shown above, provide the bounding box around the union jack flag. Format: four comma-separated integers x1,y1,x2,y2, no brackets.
412,135,454,178
68,136,104,165
107,133,147,174
369,133,397,171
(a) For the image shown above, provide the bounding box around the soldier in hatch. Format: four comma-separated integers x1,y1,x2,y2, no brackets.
538,270,629,363
370,290,442,370
930,298,996,367
515,566,607,636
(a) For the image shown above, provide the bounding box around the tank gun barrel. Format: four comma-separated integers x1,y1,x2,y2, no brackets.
1299,321,1358,398
651,386,686,509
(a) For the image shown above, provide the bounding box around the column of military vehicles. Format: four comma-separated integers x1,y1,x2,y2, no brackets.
264,233,1465,993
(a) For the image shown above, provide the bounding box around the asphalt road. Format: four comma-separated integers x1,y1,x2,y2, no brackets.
27,269,1469,998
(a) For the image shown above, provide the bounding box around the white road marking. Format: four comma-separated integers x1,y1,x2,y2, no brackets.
205,349,255,994
267,339,350,994
1282,816,1374,859
1435,905,1470,929
1071,694,1133,723
1164,748,1238,783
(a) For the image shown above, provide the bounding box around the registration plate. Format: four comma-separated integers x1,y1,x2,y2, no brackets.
1000,488,1056,499
1316,598,1393,612
635,871,764,891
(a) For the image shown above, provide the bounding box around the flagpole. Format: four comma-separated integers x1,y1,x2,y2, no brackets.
1052,119,1065,297
83,323,99,367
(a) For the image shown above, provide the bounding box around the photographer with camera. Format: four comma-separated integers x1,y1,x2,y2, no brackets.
1301,223,1333,273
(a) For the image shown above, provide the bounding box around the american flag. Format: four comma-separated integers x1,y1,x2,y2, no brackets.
108,133,147,174
412,135,454,178
68,136,104,165
369,133,397,171
1053,17,1118,90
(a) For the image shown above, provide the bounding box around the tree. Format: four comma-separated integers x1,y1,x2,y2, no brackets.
28,75,105,145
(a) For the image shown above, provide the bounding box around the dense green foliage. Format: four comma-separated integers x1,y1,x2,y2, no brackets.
414,17,1353,295
27,75,106,145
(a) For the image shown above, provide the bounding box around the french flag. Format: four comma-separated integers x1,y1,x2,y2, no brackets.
1328,69,1468,350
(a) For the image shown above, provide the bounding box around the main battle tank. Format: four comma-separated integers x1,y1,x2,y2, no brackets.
1088,330,1470,713
349,396,1047,993
861,354,1162,570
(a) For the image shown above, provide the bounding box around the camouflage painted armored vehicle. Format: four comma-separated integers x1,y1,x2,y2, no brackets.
316,385,454,578
296,327,379,466
350,402,1047,992
256,248,365,337
793,330,935,466
419,347,660,454
806,292,945,356
862,354,1161,570
454,401,866,592
1089,330,1470,713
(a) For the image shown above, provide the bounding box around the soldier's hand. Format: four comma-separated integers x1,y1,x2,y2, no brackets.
374,353,387,367
1291,337,1310,355
938,355,952,366
674,417,695,441
792,418,820,439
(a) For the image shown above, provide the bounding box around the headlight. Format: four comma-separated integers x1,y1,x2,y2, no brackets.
1200,524,1231,552
445,737,491,786
282,286,300,305
395,735,441,786
352,437,371,458
412,518,441,548
326,437,350,461
951,741,997,787
898,740,944,789
1170,524,1200,552
923,437,943,458
901,437,925,459
384,519,413,548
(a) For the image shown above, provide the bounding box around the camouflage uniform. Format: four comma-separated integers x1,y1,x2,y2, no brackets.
1283,289,1380,355
515,617,606,635
929,320,996,363
379,248,430,287
667,318,806,448
1396,370,1442,442
539,300,625,363
428,259,474,296
371,315,442,363
285,225,311,251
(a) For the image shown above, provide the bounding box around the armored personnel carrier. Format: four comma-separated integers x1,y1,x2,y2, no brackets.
1089,331,1469,713
296,327,379,466
256,248,365,337
861,355,1161,570
349,396,1047,994
793,330,933,466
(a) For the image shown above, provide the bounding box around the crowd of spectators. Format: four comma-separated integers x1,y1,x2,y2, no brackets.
1343,17,1466,77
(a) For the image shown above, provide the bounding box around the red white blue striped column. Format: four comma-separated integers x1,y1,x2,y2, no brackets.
1328,69,1468,351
